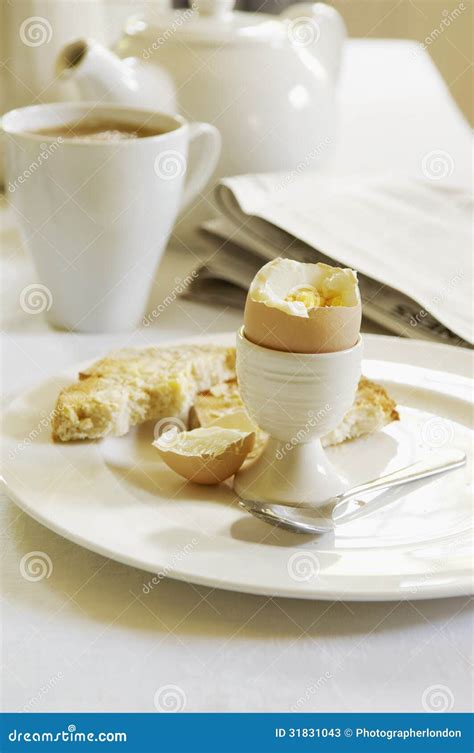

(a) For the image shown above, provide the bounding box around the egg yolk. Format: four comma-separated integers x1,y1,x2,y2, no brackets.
285,285,345,309
326,295,344,307
285,285,322,309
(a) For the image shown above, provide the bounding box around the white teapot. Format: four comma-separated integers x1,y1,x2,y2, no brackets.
58,0,346,223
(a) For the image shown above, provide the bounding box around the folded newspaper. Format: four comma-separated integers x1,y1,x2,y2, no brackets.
185,173,472,347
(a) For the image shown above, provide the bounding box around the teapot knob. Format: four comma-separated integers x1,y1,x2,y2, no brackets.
192,0,235,18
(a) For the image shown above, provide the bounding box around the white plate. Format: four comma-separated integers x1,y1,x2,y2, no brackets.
2,334,473,601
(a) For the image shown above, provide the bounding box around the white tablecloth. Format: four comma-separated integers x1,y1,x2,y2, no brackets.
1,40,472,714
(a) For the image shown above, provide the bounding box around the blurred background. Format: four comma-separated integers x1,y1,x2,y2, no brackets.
1,0,472,125
244,0,473,124
337,0,472,125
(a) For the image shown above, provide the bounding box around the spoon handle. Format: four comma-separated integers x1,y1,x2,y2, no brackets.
334,448,467,514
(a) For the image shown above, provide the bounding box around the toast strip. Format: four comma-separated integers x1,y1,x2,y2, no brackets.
52,345,236,442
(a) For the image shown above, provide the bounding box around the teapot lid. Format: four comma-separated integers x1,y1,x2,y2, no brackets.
125,0,286,46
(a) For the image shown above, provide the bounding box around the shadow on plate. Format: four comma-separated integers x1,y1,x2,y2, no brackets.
228,515,336,549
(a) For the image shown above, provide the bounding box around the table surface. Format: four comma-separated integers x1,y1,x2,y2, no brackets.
1,40,472,714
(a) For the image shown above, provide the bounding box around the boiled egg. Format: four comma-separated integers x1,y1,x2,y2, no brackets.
153,426,255,485
243,258,361,353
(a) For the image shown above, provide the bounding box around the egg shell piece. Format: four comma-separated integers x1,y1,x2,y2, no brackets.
153,427,255,485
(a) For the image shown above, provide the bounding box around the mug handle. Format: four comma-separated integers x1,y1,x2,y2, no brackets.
181,122,221,211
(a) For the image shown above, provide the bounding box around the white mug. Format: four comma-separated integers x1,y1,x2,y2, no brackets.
3,102,221,332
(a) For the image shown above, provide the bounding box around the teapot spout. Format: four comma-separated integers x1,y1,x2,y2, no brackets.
57,40,142,104
57,39,176,112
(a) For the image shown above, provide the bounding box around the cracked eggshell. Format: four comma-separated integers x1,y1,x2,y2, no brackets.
153,427,255,485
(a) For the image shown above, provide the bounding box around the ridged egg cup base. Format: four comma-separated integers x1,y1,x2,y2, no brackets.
234,436,349,507
233,327,362,509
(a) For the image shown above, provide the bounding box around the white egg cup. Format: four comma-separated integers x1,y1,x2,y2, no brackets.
233,327,362,507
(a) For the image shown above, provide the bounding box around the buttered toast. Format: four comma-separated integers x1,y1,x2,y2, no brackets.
52,345,235,442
